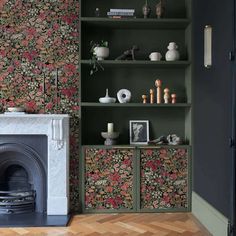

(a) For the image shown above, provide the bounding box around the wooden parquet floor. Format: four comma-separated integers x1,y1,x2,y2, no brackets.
0,213,211,236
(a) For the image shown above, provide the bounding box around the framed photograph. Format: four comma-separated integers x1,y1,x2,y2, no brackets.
129,120,149,145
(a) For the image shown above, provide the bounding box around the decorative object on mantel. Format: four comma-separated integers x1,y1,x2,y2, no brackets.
142,94,147,104
164,88,170,103
167,134,182,145
142,0,151,18
156,0,165,18
7,107,25,113
117,89,131,103
150,89,154,104
165,42,180,61
101,122,120,145
99,89,116,103
171,93,177,103
155,79,162,104
115,45,139,60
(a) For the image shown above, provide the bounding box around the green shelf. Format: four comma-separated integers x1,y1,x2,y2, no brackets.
81,102,191,108
81,17,191,29
81,60,191,68
82,144,191,149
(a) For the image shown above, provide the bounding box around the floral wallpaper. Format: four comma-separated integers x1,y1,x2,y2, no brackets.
0,0,80,211
140,148,188,210
85,148,134,210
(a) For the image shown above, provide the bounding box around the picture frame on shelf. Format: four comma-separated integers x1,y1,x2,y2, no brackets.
129,120,149,145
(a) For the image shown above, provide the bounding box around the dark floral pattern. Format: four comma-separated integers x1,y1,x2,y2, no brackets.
85,148,134,210
0,0,80,211
140,148,188,210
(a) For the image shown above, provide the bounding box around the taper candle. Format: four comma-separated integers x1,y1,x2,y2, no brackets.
107,123,114,133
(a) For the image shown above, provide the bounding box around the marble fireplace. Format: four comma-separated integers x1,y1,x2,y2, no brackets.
0,114,70,216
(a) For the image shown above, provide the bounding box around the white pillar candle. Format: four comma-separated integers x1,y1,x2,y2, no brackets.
107,123,114,133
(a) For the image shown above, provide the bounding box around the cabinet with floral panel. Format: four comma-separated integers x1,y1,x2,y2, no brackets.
82,146,190,213
139,147,190,212
83,147,137,212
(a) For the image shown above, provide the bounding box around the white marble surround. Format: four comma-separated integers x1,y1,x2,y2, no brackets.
0,114,70,215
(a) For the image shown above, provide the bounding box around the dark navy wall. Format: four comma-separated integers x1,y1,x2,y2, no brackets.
193,0,234,219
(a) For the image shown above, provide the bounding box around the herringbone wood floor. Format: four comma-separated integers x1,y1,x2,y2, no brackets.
0,213,211,236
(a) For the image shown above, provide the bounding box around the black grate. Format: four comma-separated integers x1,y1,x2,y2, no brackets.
0,190,36,214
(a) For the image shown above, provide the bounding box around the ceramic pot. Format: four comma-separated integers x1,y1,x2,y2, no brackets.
99,89,116,103
117,89,131,103
142,1,151,18
156,0,165,18
165,42,180,61
149,52,162,61
94,47,109,60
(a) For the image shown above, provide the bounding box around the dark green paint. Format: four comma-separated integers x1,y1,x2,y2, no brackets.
79,0,192,213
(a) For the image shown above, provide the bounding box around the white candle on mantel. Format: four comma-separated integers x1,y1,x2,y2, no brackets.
107,123,114,133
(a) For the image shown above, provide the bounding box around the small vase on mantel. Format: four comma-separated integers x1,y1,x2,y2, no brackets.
142,0,151,18
156,0,165,18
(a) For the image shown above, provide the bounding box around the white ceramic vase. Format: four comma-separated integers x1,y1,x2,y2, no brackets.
117,89,131,103
165,42,180,61
94,47,109,60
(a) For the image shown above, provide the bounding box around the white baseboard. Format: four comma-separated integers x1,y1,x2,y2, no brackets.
192,191,229,236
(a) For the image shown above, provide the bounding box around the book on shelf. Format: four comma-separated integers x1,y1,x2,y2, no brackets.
110,8,135,13
107,11,135,16
108,16,136,19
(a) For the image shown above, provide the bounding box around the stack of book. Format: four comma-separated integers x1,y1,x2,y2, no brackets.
107,9,135,19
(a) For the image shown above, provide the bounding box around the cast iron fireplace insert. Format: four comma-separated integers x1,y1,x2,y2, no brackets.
0,164,36,214
0,135,71,227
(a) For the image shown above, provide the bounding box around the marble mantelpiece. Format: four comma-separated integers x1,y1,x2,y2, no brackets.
0,114,70,215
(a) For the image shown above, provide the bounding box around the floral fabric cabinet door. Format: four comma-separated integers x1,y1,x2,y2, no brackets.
84,147,135,212
140,147,190,211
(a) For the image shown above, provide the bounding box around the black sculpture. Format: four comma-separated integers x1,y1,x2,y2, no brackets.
115,45,139,60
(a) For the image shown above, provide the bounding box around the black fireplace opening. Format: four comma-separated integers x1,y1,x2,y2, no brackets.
0,165,36,214
0,135,48,215
0,135,71,227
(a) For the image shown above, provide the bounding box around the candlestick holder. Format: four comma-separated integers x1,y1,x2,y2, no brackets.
101,132,120,145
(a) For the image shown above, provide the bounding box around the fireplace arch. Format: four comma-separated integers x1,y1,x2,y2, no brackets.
0,143,46,213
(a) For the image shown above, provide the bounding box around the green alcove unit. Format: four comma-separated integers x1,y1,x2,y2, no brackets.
78,0,192,213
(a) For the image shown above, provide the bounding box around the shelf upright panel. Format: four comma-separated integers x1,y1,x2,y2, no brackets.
78,0,83,213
